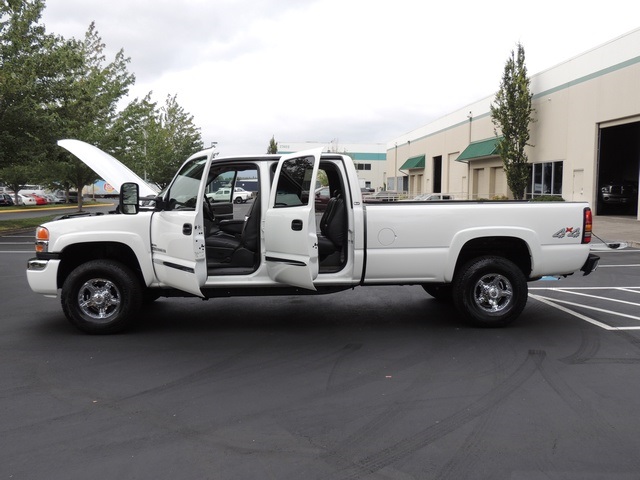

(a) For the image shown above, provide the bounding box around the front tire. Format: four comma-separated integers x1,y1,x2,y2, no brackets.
61,260,142,334
452,256,528,327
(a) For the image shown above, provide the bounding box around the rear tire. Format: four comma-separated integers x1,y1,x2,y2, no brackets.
61,260,142,334
452,256,528,327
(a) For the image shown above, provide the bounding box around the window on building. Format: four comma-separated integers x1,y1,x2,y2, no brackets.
355,163,372,171
526,161,563,198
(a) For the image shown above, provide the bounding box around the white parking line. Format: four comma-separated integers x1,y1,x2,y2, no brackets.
529,293,640,331
530,286,640,290
597,264,640,268
618,288,640,294
529,294,615,330
548,289,640,307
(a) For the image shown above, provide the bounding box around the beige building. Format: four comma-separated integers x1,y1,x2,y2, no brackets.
387,28,640,220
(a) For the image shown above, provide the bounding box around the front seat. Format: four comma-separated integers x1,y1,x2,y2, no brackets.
206,194,261,268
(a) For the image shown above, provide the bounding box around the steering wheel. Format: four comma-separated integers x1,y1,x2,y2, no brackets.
203,197,216,222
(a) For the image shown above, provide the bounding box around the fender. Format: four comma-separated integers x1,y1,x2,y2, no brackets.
444,226,539,282
47,215,156,285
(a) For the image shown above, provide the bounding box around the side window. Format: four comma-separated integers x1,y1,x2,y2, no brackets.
166,157,208,210
205,165,258,222
274,155,315,207
207,171,236,204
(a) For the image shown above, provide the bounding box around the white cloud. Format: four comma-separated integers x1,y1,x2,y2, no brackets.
41,0,640,156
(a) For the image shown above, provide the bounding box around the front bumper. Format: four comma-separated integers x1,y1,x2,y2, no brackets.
27,258,60,297
580,254,600,276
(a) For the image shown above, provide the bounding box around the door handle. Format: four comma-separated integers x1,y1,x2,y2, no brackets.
291,219,303,231
183,223,192,235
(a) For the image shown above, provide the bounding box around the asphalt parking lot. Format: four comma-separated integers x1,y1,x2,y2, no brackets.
2,229,640,479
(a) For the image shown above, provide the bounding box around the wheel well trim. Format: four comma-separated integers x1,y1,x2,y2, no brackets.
57,237,154,287
444,228,539,282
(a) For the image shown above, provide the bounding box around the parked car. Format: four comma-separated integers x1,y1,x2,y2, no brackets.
16,194,37,206
363,190,400,202
0,194,14,206
600,180,638,206
27,194,48,205
54,191,78,203
409,193,453,201
43,193,63,204
207,187,252,204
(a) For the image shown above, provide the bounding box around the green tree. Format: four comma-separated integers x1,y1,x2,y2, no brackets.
490,42,535,200
0,0,77,168
150,94,203,187
110,92,158,180
50,22,135,209
267,135,278,154
0,163,31,204
113,93,203,188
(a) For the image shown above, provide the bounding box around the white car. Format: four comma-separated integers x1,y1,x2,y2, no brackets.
208,187,252,204
409,193,453,201
16,194,37,205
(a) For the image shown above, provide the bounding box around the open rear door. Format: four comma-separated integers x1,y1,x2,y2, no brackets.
264,149,322,290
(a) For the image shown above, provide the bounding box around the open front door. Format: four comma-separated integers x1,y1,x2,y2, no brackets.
150,155,210,297
264,149,322,290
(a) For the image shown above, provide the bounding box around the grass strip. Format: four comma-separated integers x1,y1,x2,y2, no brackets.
0,214,61,233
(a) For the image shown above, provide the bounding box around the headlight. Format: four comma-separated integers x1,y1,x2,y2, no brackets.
35,226,49,253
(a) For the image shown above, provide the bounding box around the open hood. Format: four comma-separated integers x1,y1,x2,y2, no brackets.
57,139,160,198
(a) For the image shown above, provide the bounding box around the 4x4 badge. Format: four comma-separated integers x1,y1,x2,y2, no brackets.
553,227,581,239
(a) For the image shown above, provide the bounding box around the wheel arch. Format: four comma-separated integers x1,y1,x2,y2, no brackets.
57,242,149,289
447,235,533,283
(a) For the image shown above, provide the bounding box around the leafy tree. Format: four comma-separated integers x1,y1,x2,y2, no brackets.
110,93,159,181
0,164,31,204
267,135,278,154
50,22,135,209
150,94,203,188
113,93,203,188
1,2,204,205
0,0,77,168
490,42,535,200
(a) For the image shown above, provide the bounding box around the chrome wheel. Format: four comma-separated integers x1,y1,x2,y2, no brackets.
62,260,142,334
452,256,528,327
473,274,513,313
77,278,122,322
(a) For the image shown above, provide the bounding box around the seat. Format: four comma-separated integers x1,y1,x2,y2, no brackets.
317,193,346,261
206,194,261,268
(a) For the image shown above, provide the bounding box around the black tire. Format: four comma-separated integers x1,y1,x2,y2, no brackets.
452,256,528,327
234,196,242,204
61,260,142,334
422,284,453,302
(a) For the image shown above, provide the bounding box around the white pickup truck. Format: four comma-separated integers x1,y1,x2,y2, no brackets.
27,139,599,334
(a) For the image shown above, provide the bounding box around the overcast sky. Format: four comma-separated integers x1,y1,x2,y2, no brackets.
41,0,640,156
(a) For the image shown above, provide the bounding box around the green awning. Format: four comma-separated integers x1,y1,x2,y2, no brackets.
456,137,502,162
400,154,425,170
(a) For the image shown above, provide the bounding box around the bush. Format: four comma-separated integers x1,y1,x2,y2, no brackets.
530,195,564,202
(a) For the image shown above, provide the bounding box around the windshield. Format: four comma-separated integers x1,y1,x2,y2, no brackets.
165,157,208,210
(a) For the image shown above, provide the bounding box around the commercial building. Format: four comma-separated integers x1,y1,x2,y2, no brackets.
278,140,387,191
387,28,640,220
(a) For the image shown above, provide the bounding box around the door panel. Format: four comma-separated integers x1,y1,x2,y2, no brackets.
264,149,322,290
150,156,210,296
